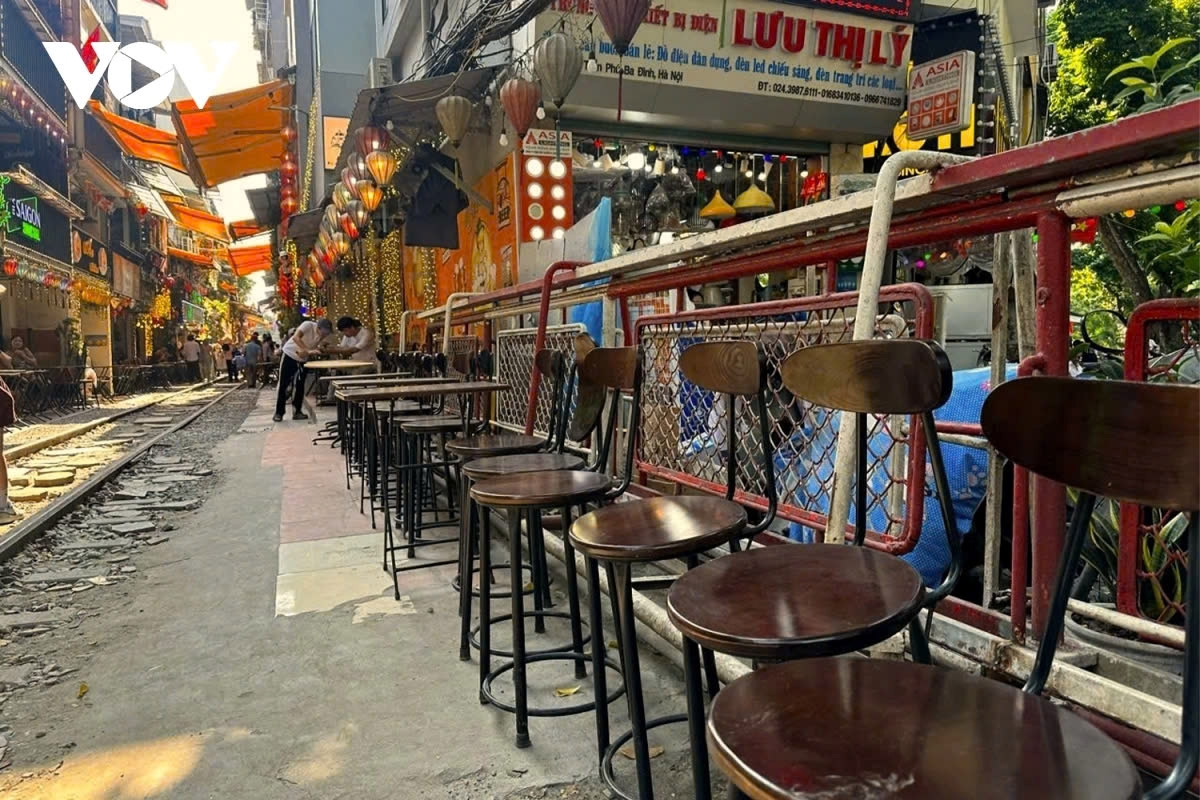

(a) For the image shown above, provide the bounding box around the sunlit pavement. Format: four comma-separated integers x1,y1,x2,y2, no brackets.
0,392,696,799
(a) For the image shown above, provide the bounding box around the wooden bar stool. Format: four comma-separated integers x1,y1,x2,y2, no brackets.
469,346,640,749
460,344,611,697
450,349,572,663
707,375,1198,800
569,341,778,800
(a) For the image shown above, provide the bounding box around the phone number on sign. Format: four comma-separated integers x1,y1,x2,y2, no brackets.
756,82,903,107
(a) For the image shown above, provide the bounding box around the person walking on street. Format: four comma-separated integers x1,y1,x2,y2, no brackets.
243,333,263,389
274,318,332,422
181,334,202,382
222,343,237,383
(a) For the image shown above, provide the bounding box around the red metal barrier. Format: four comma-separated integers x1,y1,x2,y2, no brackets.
1118,298,1199,624
632,286,935,554
523,261,586,435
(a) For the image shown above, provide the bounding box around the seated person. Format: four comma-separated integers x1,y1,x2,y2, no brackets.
8,337,37,370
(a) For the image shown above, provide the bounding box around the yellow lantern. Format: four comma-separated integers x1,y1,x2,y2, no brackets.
356,180,383,212
732,185,774,215
366,149,398,186
699,191,736,221
330,231,351,257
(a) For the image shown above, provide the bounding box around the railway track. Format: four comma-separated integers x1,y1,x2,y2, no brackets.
0,383,241,563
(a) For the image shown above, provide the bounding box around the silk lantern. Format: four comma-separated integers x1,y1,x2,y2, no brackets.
280,194,299,217
323,205,340,231
333,183,354,213
330,232,351,257
341,166,360,194
356,180,383,212
279,154,298,179
366,149,398,186
500,77,540,138
435,95,474,146
534,32,583,109
733,185,775,215
355,125,389,157
281,124,297,143
347,199,371,231
595,0,649,55
348,153,370,183
340,212,359,239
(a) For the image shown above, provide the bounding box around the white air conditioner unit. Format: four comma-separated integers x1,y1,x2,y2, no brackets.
370,57,394,88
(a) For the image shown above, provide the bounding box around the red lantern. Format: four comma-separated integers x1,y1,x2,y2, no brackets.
500,78,540,138
280,195,299,217
594,0,650,56
3,257,16,276
280,157,298,179
164,276,176,288
355,125,390,157
696,168,707,181
339,212,359,239
281,124,298,143
1176,200,1189,212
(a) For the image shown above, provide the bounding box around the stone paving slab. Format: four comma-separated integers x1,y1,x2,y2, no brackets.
19,569,107,585
0,609,73,629
58,538,134,550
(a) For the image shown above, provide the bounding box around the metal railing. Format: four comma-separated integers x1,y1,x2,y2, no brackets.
84,112,125,179
0,0,68,117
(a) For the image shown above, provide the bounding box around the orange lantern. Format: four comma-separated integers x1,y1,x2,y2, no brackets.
356,180,383,212
366,149,398,186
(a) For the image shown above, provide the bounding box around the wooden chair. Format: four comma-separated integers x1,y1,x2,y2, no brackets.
469,345,642,749
663,338,960,799
568,340,778,800
708,375,1198,800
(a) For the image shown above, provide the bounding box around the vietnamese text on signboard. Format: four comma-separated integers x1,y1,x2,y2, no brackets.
541,0,912,110
1,177,43,244
71,229,110,278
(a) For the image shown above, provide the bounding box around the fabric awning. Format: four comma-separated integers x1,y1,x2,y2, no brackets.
164,197,231,243
229,219,271,240
125,183,175,220
86,100,187,173
284,206,323,257
173,80,294,188
227,244,274,276
167,247,217,266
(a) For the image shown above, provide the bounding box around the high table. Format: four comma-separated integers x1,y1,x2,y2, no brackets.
300,360,376,444
339,381,510,599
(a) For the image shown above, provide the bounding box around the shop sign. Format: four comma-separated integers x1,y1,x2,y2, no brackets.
542,0,911,110
84,335,109,347
521,129,573,157
323,117,350,170
906,51,975,139
71,230,110,278
113,252,142,298
1,179,43,243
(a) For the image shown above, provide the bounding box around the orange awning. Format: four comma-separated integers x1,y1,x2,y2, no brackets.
173,80,294,188
168,247,218,266
226,244,274,276
229,219,271,240
86,100,187,173
164,198,231,243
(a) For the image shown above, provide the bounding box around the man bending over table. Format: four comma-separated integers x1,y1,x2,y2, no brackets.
274,318,333,422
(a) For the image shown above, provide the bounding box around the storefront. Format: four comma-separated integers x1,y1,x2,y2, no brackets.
0,174,84,365
72,228,115,374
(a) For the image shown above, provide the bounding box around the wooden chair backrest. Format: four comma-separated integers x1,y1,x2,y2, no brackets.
982,377,1199,510
680,340,762,396
780,339,952,414
577,345,639,391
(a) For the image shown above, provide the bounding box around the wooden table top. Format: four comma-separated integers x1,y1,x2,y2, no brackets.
319,373,424,385
340,381,510,402
303,360,377,371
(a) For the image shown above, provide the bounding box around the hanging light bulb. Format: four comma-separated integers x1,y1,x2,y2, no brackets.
499,131,509,146
670,165,680,175
586,51,598,72
625,151,646,171
536,104,547,120
714,163,723,174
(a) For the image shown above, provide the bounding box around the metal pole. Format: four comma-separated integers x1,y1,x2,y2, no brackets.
826,150,972,543
983,230,1012,607
1031,211,1071,640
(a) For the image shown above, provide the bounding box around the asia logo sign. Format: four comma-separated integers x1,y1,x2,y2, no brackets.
906,51,976,139
43,41,237,111
0,177,42,243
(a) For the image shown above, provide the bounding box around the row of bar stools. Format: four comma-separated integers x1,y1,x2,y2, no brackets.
467,344,634,749
567,341,778,799
706,368,1199,800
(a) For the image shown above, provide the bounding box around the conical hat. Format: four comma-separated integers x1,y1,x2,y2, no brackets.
733,185,774,214
699,191,736,220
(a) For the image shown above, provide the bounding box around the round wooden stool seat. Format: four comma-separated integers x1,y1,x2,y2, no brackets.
463,452,586,481
400,416,466,433
667,544,925,659
708,658,1141,800
446,433,544,459
570,496,747,562
471,470,612,508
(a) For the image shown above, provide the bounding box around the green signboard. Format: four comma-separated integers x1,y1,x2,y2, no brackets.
0,177,42,243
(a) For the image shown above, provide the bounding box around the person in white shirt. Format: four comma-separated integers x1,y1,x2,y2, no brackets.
181,334,202,382
331,317,378,366
275,317,333,422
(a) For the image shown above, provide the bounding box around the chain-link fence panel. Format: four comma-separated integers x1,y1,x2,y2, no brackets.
494,324,585,436
432,334,478,414
635,285,935,554
1119,305,1197,625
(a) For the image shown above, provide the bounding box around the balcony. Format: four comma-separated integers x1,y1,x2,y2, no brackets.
0,0,68,118
88,0,117,40
84,112,126,180
30,0,63,36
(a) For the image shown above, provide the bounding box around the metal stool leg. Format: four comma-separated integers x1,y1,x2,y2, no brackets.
478,505,493,703
586,556,610,761
612,562,654,799
562,506,587,680
683,635,713,800
508,509,531,749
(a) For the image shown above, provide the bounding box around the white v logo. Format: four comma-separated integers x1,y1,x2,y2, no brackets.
164,42,237,109
43,42,121,109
